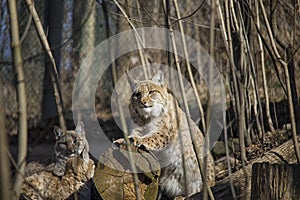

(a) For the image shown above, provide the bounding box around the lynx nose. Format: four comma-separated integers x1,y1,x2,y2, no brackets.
141,97,148,105
140,97,151,107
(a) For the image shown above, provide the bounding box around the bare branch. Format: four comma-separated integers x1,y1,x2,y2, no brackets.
255,0,276,135
20,9,32,44
172,0,206,25
171,1,215,198
24,0,66,130
7,0,28,199
112,0,149,80
259,0,300,163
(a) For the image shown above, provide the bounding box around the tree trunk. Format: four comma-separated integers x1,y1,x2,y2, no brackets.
72,0,96,68
41,0,63,123
187,136,300,200
251,163,300,200
71,0,96,108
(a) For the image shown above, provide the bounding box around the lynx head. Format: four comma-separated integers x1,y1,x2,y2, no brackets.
128,71,169,122
54,121,89,164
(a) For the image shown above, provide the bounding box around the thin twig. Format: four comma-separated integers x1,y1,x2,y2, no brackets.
174,0,206,134
136,0,160,26
236,0,265,142
105,2,142,199
249,13,287,95
237,15,248,163
112,0,149,79
168,4,189,196
221,119,237,200
136,0,152,77
0,80,11,200
203,0,217,199
106,9,152,24
106,7,221,31
172,0,206,25
216,0,241,115
259,0,300,163
24,0,66,130
255,0,275,135
224,0,239,119
20,9,32,44
229,0,239,31
171,1,215,198
7,0,28,199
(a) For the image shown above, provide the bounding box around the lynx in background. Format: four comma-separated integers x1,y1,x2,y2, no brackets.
114,71,215,199
21,122,94,200
53,122,90,176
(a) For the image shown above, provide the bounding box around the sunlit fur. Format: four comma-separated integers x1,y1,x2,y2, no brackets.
21,123,94,200
53,122,89,176
115,71,215,199
21,157,94,200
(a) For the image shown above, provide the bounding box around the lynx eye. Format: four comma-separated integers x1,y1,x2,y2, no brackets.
133,92,141,99
73,138,77,144
149,90,157,95
58,142,67,148
149,90,161,98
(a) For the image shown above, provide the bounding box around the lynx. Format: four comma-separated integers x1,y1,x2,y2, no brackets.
21,122,94,200
21,156,95,200
53,122,90,176
114,71,215,199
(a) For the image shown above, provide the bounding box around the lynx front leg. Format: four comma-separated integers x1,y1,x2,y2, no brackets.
113,132,170,151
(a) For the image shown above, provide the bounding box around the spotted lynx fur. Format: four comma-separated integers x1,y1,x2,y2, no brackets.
114,71,215,199
21,157,94,200
53,122,90,176
21,122,94,200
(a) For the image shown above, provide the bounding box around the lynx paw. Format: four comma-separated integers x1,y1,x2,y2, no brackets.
128,135,140,146
174,196,185,200
88,162,95,179
112,138,126,148
112,136,148,150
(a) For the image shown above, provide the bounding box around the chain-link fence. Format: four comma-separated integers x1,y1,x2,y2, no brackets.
1,0,299,138
2,1,300,199
0,0,212,135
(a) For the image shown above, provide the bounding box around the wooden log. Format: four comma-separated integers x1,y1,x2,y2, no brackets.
251,163,300,200
94,145,160,200
187,136,300,200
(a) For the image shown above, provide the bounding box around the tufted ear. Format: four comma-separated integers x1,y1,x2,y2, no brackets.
76,121,85,135
151,70,164,86
54,126,64,139
126,71,138,90
82,147,90,164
